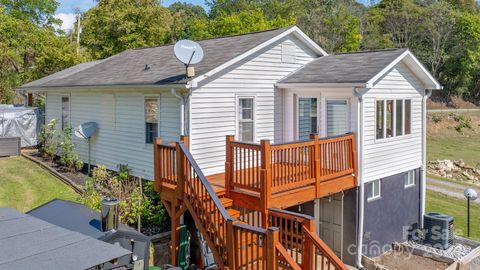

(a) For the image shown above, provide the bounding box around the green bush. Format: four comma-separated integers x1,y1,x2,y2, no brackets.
453,114,472,132
38,119,60,160
58,123,84,171
80,165,167,229
431,113,443,124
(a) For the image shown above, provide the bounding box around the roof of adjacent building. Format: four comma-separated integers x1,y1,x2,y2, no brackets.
278,48,408,84
0,207,131,270
20,26,296,89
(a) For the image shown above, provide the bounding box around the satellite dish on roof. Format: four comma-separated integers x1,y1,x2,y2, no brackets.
174,40,204,66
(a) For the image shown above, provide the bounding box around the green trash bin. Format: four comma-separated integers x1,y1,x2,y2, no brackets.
177,224,190,270
148,267,161,270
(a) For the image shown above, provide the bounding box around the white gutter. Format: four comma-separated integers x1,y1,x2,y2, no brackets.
420,89,433,229
353,86,365,269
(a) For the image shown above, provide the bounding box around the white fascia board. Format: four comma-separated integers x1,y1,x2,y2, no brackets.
366,49,442,90
275,82,367,89
188,26,328,88
18,84,187,93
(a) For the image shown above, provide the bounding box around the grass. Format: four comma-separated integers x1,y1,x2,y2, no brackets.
0,156,80,212
426,190,480,241
427,134,480,167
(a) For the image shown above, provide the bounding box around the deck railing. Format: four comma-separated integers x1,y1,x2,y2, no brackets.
225,133,357,199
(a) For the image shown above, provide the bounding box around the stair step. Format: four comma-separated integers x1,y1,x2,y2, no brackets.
220,197,233,208
227,208,240,218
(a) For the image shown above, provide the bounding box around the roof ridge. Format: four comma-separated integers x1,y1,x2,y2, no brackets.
131,26,295,51
333,48,407,55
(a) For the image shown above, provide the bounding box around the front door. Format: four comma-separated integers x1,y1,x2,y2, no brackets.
317,194,343,258
298,97,318,140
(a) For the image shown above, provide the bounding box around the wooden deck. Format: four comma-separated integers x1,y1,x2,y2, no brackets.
153,135,353,270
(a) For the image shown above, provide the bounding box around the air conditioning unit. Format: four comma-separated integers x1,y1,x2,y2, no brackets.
424,212,454,250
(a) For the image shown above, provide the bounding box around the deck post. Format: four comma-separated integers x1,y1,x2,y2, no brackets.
180,135,189,149
302,218,316,270
266,227,279,270
310,134,321,197
350,134,358,185
175,142,185,200
170,204,179,265
225,135,235,198
153,138,163,192
260,139,271,227
226,219,236,269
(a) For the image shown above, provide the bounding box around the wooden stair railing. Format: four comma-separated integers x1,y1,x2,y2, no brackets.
268,208,348,270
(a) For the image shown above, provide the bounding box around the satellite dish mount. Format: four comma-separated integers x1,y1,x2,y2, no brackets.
174,40,204,78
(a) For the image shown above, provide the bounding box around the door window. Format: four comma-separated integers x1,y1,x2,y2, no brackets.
298,97,318,140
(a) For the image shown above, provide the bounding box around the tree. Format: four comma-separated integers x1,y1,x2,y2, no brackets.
298,1,362,52
81,0,173,59
168,2,208,41
0,0,58,25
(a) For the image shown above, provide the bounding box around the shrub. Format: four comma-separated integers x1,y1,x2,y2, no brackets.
431,114,443,124
58,123,84,171
38,119,60,160
453,114,472,132
79,165,165,229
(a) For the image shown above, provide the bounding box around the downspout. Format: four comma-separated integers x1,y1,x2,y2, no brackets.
353,87,365,269
171,87,192,136
420,89,433,229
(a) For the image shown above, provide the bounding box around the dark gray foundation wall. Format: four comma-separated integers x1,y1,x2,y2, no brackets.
286,188,358,266
363,169,421,258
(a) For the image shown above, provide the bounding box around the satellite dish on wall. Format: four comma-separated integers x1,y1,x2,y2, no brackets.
74,122,98,175
174,40,204,66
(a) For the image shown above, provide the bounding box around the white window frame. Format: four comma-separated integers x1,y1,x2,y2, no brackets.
404,170,415,188
61,95,70,131
236,96,256,142
144,96,160,145
375,98,412,141
367,179,381,201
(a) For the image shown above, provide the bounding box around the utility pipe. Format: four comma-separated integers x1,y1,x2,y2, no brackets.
353,87,365,269
420,89,433,229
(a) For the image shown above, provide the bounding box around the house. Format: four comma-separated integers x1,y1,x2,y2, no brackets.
19,26,441,269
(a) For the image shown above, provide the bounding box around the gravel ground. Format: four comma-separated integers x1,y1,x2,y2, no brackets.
404,240,472,261
427,178,480,203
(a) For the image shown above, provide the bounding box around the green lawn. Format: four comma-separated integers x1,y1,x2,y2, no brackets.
427,134,480,167
0,156,80,212
426,190,480,241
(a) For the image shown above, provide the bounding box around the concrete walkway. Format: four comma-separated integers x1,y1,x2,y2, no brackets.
427,177,480,203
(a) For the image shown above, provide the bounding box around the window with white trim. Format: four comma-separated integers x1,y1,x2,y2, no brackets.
368,180,381,201
145,97,158,144
61,96,70,130
404,171,415,188
376,99,412,139
238,97,254,142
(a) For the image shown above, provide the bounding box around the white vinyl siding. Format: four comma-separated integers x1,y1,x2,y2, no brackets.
190,35,318,175
45,90,181,180
362,62,425,182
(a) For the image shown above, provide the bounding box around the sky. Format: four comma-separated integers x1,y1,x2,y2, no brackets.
54,0,370,31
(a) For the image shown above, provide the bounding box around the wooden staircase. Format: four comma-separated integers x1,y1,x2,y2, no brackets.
154,136,350,270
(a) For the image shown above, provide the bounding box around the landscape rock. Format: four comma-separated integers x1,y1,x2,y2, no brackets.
428,159,480,185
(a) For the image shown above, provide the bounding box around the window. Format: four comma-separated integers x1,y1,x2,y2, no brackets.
405,171,415,187
405,99,411,135
368,180,381,201
145,97,158,144
327,100,348,136
376,99,412,139
298,97,318,140
238,98,254,142
395,100,403,136
386,100,394,138
61,96,70,130
376,100,384,139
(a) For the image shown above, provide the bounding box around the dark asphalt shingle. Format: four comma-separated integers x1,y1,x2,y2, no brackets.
278,48,407,84
0,208,131,270
21,27,294,89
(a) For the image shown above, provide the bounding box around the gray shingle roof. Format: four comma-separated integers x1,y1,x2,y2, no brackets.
0,208,131,270
278,48,408,84
21,27,294,89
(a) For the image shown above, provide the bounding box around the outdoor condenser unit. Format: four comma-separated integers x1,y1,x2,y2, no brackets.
424,212,454,250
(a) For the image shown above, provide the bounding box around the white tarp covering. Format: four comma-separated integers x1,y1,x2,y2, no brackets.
0,105,40,147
